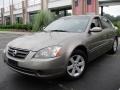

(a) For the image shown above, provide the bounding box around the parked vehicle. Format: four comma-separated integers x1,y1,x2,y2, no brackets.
3,15,118,79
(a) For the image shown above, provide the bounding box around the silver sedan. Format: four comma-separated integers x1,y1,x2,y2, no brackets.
3,15,118,79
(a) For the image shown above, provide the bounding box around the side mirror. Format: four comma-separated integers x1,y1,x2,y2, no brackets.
90,27,102,32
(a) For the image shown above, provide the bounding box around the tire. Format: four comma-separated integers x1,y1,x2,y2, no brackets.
65,50,87,80
108,38,118,54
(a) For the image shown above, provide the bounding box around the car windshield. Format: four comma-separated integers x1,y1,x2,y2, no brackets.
44,16,90,33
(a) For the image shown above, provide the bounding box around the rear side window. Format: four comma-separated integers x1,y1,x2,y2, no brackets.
101,17,114,29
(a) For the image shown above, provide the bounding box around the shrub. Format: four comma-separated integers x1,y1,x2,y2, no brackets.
113,21,120,36
0,24,32,31
32,10,56,32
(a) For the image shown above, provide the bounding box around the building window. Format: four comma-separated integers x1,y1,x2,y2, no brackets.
87,0,91,5
75,0,79,7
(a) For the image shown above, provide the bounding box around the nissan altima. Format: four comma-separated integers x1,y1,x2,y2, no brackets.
3,15,118,79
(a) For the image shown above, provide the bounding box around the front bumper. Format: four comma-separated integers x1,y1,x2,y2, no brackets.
3,51,66,77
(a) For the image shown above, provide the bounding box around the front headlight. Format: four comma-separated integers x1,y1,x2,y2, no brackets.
34,46,62,59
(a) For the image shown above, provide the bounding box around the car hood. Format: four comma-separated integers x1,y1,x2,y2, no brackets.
8,32,80,51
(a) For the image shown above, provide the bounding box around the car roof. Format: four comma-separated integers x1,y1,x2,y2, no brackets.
61,15,101,19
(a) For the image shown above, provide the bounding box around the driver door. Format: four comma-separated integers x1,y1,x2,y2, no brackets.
87,17,108,61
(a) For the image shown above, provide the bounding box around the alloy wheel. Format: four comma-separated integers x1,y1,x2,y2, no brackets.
67,55,85,77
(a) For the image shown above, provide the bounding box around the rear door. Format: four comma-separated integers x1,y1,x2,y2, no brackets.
100,17,116,48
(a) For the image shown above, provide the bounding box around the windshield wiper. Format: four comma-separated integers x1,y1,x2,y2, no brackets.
49,30,68,32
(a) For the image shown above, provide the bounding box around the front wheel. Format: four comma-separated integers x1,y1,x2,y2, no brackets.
66,50,87,79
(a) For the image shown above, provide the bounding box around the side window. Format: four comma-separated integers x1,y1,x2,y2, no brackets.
90,17,102,29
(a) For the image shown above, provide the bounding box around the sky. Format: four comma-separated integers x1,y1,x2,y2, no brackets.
0,0,120,17
103,5,120,17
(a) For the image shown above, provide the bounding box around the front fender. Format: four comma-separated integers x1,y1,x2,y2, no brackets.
61,39,87,65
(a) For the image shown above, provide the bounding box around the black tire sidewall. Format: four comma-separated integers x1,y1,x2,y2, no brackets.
108,38,118,54
112,39,118,53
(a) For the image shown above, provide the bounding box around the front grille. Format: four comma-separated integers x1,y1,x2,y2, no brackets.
8,47,30,59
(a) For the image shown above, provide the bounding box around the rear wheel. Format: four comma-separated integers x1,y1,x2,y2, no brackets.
66,50,87,79
108,38,118,54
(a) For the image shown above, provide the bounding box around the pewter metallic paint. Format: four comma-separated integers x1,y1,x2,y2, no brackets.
3,15,118,77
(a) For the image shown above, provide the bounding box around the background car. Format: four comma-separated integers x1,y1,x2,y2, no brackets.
3,15,118,79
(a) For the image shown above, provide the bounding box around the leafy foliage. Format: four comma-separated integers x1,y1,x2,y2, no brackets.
32,10,56,32
104,14,120,36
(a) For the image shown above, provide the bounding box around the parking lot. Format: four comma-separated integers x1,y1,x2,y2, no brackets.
0,33,120,90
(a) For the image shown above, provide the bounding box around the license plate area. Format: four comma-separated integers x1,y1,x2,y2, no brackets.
7,59,18,67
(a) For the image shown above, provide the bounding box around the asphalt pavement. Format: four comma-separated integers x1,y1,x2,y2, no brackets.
0,33,120,90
